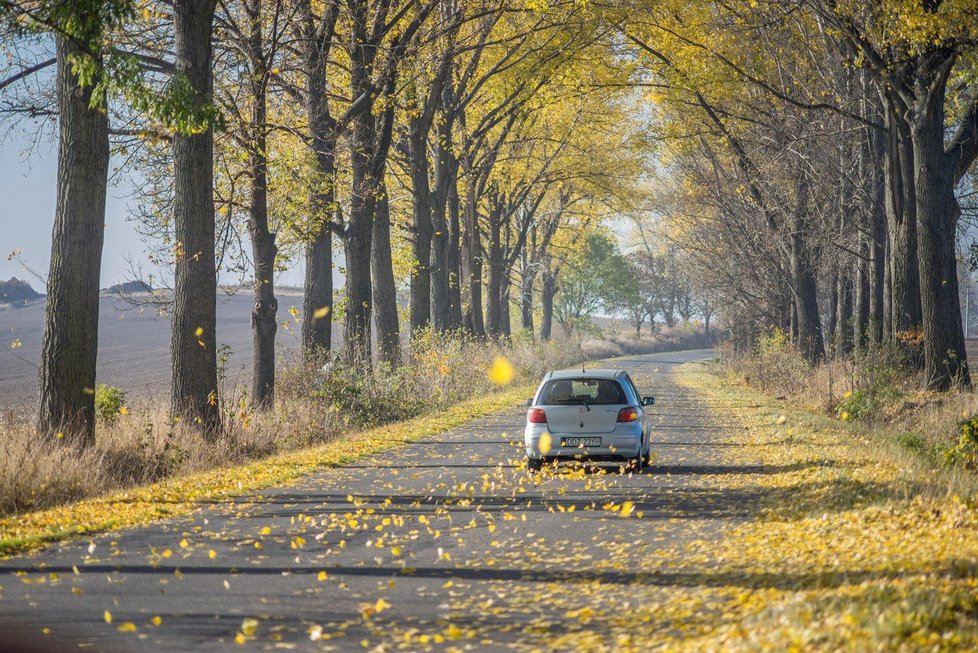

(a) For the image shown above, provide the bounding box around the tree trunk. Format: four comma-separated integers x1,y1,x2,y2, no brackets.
520,268,535,333
835,271,853,357
408,129,433,336
372,183,401,367
430,139,452,331
36,35,109,444
911,63,970,389
540,270,556,341
500,276,512,339
446,175,463,330
854,246,870,350
344,15,375,365
884,93,923,337
485,204,503,337
171,0,220,433
303,225,332,356
868,126,887,344
789,176,825,363
460,171,485,336
300,0,337,357
247,1,277,410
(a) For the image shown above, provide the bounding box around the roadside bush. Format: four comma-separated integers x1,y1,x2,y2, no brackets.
944,416,978,470
94,384,127,425
738,328,811,396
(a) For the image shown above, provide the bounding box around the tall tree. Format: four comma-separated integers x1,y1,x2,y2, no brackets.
171,0,220,430
34,3,114,443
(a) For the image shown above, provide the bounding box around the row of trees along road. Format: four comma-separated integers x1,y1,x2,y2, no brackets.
616,0,978,390
5,0,976,447
0,0,650,445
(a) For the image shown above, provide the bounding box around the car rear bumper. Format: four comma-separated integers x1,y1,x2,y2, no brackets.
524,423,642,460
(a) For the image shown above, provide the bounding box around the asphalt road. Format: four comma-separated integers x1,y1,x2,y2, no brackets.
0,349,759,652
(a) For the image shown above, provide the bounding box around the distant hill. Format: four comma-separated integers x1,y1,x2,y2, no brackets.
105,280,154,295
0,277,43,306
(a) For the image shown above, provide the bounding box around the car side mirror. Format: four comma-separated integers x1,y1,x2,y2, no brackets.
525,398,534,407
642,396,655,406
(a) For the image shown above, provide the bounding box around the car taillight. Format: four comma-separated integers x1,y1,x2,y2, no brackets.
617,407,638,422
527,408,547,424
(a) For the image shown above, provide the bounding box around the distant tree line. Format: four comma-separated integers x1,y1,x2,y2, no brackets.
620,0,978,390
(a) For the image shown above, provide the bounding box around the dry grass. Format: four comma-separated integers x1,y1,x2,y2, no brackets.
716,334,978,478
0,333,584,519
581,324,717,359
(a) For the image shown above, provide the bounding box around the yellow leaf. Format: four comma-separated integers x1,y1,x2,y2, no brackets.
103,610,112,624
539,432,553,455
195,326,204,337
313,306,330,320
488,357,515,385
241,617,259,636
208,549,217,559
151,616,162,626
117,622,137,633
317,571,328,581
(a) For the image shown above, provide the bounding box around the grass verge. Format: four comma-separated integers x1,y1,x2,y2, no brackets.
662,361,978,650
0,383,534,558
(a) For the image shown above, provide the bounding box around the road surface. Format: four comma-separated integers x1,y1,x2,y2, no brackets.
0,349,762,651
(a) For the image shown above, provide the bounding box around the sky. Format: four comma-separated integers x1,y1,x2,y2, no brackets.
0,126,152,289
0,125,308,291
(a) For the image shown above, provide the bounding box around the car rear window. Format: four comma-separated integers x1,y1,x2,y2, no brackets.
539,378,626,405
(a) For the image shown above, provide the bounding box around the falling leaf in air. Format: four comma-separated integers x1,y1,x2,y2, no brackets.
488,356,514,385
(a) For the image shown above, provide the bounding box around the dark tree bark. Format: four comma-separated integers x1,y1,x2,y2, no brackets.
835,271,853,357
911,55,971,389
36,35,109,444
171,0,220,433
303,222,332,355
299,0,339,357
883,91,922,337
343,0,377,364
430,137,457,331
485,199,503,337
789,176,825,363
446,172,463,329
407,125,433,336
867,123,887,344
245,0,277,410
372,182,401,366
539,268,557,341
853,246,870,350
520,262,535,334
460,153,485,336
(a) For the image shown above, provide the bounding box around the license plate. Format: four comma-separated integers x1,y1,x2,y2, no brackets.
562,437,601,447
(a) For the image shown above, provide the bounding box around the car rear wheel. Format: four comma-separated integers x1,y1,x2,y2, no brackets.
527,457,543,472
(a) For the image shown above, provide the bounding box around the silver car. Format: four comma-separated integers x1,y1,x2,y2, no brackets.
523,368,655,471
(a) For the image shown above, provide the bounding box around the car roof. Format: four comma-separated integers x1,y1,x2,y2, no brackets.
544,368,624,381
